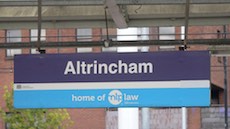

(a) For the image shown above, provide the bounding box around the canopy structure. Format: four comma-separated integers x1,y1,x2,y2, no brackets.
0,0,230,51
0,0,230,29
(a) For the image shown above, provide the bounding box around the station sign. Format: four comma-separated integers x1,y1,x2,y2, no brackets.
14,51,210,108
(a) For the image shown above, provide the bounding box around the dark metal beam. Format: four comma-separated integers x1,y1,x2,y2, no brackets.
0,39,230,49
37,0,42,51
183,0,190,49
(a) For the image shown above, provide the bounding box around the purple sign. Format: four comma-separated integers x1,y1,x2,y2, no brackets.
14,51,210,83
14,51,211,108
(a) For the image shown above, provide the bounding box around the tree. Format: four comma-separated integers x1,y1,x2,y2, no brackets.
0,85,73,129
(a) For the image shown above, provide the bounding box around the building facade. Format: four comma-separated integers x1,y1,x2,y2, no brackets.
0,26,229,129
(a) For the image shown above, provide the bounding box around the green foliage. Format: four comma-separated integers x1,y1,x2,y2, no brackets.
0,85,73,129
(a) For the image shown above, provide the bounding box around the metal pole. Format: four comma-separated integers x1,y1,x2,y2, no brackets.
2,39,230,49
223,25,228,129
223,56,228,129
142,108,150,129
181,25,187,129
104,7,109,41
140,27,150,129
183,0,190,50
182,107,187,129
37,0,42,52
117,28,139,129
118,108,139,129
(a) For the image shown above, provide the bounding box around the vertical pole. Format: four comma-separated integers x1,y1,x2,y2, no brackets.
223,56,228,129
223,25,228,129
183,0,190,50
104,7,109,41
182,107,187,129
37,0,42,52
142,108,150,129
118,108,139,129
140,28,150,129
117,28,139,129
181,26,187,129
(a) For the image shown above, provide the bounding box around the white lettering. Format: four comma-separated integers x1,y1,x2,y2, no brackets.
93,60,98,74
65,60,154,75
139,62,153,73
87,64,93,74
72,94,95,101
108,63,118,74
77,61,80,74
124,94,139,101
81,61,87,74
98,63,108,74
64,61,76,75
128,63,138,74
118,60,128,74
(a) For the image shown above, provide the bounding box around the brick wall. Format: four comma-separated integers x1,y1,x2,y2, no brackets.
106,108,182,129
106,107,230,129
188,108,201,129
0,29,11,129
201,107,230,129
150,108,182,129
68,109,105,129
0,28,106,129
58,28,76,53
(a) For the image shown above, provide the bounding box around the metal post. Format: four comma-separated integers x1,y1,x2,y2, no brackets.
118,108,139,129
182,107,187,129
223,56,228,129
104,7,109,41
37,0,42,52
142,108,150,129
181,25,187,129
183,0,190,50
117,28,139,129
140,27,150,129
223,25,228,129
